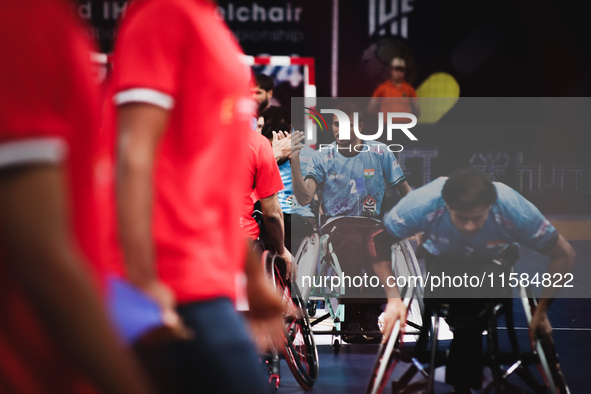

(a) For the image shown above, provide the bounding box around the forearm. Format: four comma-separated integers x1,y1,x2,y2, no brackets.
117,103,169,288
0,166,152,394
22,251,152,394
263,212,286,254
372,260,402,299
118,157,157,288
290,157,313,205
539,257,575,311
244,238,265,280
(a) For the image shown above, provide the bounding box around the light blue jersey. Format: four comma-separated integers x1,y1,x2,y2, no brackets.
278,160,293,213
305,141,405,218
277,147,316,217
384,177,558,259
291,147,315,217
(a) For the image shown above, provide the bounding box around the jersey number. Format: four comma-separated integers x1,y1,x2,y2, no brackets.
349,179,358,194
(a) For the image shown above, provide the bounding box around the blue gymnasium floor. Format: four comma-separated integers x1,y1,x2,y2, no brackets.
276,240,591,393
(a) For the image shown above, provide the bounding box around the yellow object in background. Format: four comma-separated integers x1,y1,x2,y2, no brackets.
415,72,460,124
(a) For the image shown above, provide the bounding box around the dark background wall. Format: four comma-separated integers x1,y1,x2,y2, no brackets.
78,0,591,98
78,0,591,213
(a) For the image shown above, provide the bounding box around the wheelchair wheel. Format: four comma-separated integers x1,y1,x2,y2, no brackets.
391,240,424,336
262,345,281,392
267,254,319,391
294,233,321,304
520,285,571,394
365,296,415,394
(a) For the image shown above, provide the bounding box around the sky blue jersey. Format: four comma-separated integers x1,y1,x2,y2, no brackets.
384,177,558,259
278,159,293,213
290,146,315,217
305,141,405,218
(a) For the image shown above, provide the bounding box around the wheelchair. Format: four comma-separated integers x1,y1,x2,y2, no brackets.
261,250,319,391
293,215,425,354
365,244,571,394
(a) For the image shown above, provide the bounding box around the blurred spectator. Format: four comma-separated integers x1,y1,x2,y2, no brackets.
0,2,152,393
252,73,276,116
368,57,420,117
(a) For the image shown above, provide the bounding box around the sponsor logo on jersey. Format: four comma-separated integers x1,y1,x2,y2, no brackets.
328,171,345,180
364,169,375,178
363,197,377,213
533,219,551,240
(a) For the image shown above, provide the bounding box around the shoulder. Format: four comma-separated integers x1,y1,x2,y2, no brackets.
492,182,535,227
372,81,390,95
391,178,446,221
494,182,526,212
402,81,417,93
415,177,447,205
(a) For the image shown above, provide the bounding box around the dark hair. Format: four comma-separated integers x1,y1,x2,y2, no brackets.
261,120,290,139
335,101,364,122
442,168,498,211
255,73,274,92
260,106,285,124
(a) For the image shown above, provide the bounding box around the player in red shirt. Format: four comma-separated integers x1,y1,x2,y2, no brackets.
112,0,282,392
241,129,292,264
0,2,152,393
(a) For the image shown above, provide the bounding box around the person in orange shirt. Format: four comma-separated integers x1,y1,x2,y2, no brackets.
368,57,420,118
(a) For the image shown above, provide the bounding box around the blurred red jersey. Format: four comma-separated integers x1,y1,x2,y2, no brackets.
0,1,108,392
240,130,284,240
111,0,254,303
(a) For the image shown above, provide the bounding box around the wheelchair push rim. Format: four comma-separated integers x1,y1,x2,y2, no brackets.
267,253,320,390
519,285,570,394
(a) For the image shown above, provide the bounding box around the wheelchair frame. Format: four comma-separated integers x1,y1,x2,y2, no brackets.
293,216,425,353
365,251,571,394
263,251,320,391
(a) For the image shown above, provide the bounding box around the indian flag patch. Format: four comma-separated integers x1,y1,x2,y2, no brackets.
364,169,375,178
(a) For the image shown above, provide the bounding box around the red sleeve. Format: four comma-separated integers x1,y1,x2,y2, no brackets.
407,84,418,98
0,3,97,169
0,6,93,143
112,1,191,98
254,139,284,200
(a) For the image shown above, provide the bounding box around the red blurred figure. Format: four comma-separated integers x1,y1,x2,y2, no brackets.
0,1,153,393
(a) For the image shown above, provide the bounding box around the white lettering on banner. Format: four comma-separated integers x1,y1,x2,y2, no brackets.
102,2,127,21
76,1,92,19
369,0,415,38
217,3,303,23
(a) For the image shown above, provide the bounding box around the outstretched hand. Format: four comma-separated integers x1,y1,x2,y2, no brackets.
381,298,407,344
530,306,553,349
140,280,193,342
272,130,305,161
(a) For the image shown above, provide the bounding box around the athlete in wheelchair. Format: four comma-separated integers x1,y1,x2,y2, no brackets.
366,168,575,394
291,101,414,348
